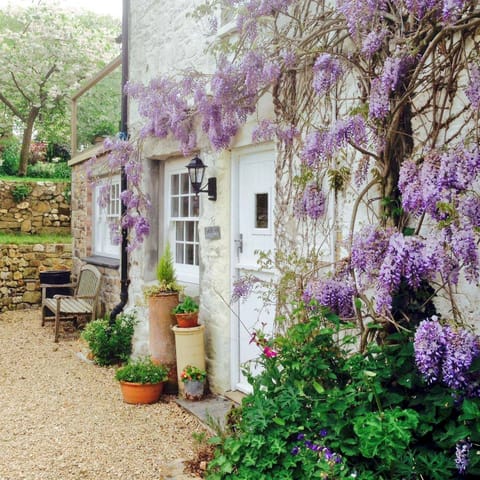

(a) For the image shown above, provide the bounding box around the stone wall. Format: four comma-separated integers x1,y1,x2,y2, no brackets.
0,243,72,312
0,180,70,234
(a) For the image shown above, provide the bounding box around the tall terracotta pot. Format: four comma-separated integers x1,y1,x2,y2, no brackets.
148,292,179,393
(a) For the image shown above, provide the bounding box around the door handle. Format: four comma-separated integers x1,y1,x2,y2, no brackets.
234,233,243,254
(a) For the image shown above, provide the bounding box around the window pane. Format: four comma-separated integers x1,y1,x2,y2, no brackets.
185,244,194,265
176,221,184,241
190,195,199,217
255,193,269,228
171,175,179,195
181,196,189,217
186,221,195,241
176,243,184,263
171,197,179,217
195,244,199,266
181,173,190,194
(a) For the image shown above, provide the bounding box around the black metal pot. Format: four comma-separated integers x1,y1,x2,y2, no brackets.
39,270,72,298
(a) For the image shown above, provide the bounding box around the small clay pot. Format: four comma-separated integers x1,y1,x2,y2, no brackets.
175,312,199,328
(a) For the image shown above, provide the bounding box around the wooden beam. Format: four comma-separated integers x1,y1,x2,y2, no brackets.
71,56,122,101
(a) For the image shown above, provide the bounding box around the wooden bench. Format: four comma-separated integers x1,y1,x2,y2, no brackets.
41,264,102,342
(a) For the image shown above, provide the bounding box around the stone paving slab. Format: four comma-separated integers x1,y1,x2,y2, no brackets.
176,395,236,433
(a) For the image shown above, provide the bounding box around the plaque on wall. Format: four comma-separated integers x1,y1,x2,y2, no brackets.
205,226,221,240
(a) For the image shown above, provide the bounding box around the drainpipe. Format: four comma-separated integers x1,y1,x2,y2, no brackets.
110,0,130,322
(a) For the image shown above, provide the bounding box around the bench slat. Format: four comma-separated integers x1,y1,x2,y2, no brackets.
44,298,92,314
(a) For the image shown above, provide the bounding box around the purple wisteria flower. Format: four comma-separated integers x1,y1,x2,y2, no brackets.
414,317,480,395
351,225,394,288
442,326,480,390
398,144,480,286
303,278,355,318
300,115,367,166
455,440,472,474
312,53,343,96
281,48,297,69
369,55,414,119
231,275,262,303
361,29,387,58
376,233,436,312
414,318,446,384
294,183,327,220
337,0,387,37
465,64,480,109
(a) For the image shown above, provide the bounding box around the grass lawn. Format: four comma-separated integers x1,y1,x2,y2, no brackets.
0,232,72,245
0,175,69,183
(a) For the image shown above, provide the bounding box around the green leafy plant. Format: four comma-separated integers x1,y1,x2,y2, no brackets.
144,243,182,297
115,357,168,384
207,306,480,479
11,183,32,203
173,296,199,314
26,161,71,179
181,364,207,382
0,137,20,175
81,312,137,366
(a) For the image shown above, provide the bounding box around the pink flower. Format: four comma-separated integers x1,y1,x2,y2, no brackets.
263,346,278,358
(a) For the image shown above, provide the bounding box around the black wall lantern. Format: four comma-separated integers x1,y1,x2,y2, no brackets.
186,156,217,201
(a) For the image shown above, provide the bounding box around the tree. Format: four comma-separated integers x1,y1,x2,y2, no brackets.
0,2,120,175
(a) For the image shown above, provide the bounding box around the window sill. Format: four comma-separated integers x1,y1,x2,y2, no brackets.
82,255,120,269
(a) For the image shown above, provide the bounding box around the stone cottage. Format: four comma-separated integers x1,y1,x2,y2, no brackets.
70,0,480,396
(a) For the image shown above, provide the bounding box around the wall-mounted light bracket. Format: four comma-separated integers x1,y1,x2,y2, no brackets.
186,156,217,201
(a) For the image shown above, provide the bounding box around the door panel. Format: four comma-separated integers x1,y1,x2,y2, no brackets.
233,148,275,393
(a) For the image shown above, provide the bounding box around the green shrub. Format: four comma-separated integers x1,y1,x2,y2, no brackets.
26,161,71,179
81,312,137,366
52,161,71,179
115,357,168,384
11,184,32,203
0,137,20,175
207,307,480,479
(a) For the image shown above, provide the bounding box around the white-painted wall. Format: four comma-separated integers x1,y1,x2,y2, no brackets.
126,1,480,394
126,0,271,393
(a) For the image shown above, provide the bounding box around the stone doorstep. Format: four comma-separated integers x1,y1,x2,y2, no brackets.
175,394,239,434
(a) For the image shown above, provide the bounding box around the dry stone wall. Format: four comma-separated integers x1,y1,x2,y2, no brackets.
0,180,70,234
0,243,72,312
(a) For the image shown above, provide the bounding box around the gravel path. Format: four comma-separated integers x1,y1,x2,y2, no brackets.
0,309,207,480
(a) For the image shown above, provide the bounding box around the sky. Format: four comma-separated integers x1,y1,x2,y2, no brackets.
0,0,122,19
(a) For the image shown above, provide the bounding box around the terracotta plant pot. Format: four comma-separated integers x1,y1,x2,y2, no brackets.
175,312,199,328
148,292,179,393
183,379,205,400
119,381,164,404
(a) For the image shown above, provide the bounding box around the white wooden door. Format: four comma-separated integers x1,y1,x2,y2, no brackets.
232,147,275,393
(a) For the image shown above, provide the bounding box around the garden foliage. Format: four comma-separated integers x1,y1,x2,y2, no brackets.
207,308,480,479
96,0,480,476
114,357,168,384
81,312,137,366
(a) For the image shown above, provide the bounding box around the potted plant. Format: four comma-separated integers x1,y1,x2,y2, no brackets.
115,357,169,404
145,243,183,393
172,296,199,328
180,365,207,400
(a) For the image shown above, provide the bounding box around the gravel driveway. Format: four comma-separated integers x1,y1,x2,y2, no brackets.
0,309,207,480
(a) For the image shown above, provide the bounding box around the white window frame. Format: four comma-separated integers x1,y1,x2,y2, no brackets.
164,159,200,284
93,175,121,259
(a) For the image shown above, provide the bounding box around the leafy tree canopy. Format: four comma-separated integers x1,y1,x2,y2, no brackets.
0,1,120,174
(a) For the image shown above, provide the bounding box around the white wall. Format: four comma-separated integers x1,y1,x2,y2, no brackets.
127,0,240,392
